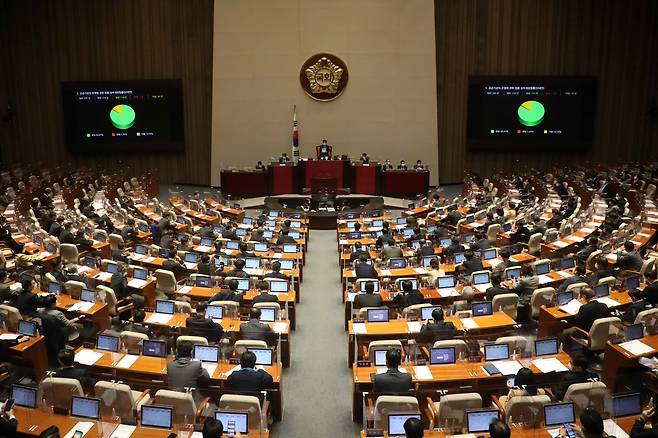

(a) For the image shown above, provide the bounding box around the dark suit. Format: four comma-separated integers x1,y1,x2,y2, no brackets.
372,368,413,393
123,322,152,337
485,285,511,301
575,244,598,265
557,275,586,293
227,269,249,279
353,293,383,309
110,271,129,300
54,366,90,388
49,222,62,237
162,259,186,275
276,235,296,245
59,230,75,245
617,250,643,272
252,292,279,304
470,239,491,251
554,370,598,400
574,301,610,331
226,368,273,392
445,210,462,226
443,243,465,257
355,262,378,279
208,289,239,303
630,418,658,438
197,262,215,276
265,271,288,281
239,319,275,342
185,315,223,343
420,320,455,339
121,226,138,243
393,290,425,308
350,249,370,263
462,259,484,275
167,357,210,391
16,291,42,316
418,245,435,256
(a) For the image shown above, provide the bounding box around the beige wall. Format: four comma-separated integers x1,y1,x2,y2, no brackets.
212,0,438,187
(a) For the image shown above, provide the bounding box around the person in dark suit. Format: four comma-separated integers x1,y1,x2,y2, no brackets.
185,302,223,343
381,160,393,171
380,238,403,260
372,349,413,393
276,230,296,245
58,222,75,245
416,240,435,257
355,254,378,279
227,259,249,279
573,286,610,331
575,237,599,266
442,205,462,226
167,341,210,391
393,280,425,309
485,275,510,301
265,261,289,280
616,241,644,272
630,405,658,438
239,308,275,342
120,218,138,244
546,209,563,229
353,281,383,309
350,242,371,263
0,271,13,303
553,352,598,400
123,310,152,337
197,254,215,276
420,307,455,335
162,250,187,276
252,281,279,304
226,351,273,392
208,279,241,303
413,160,424,170
110,263,129,300
48,216,64,237
557,264,587,293
459,250,484,276
443,236,465,258
54,349,91,388
397,160,408,170
490,420,511,438
15,277,43,316
470,232,491,251
199,224,215,239
360,153,370,164
0,404,17,436
375,223,392,248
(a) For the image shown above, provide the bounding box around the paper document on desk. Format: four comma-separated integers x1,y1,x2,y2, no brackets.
546,428,561,438
78,266,92,273
559,299,583,315
75,349,104,366
556,270,572,278
567,236,584,243
532,357,568,373
407,321,422,333
339,239,349,245
639,232,652,238
620,340,655,356
352,323,367,334
95,272,112,281
178,286,193,295
488,259,503,268
460,318,479,329
195,246,212,253
10,282,22,291
552,241,570,248
413,366,433,380
438,288,459,297
593,297,620,307
69,302,95,312
538,274,555,285
0,334,20,341
201,362,218,377
347,292,357,302
39,251,53,257
414,268,428,275
63,421,95,438
273,322,287,333
143,256,156,263
580,227,595,234
110,424,136,438
128,279,148,288
630,240,643,246
604,420,629,438
184,262,197,270
244,268,262,276
146,313,172,325
272,253,283,259
376,367,407,374
380,269,392,276
492,360,523,376
116,354,139,369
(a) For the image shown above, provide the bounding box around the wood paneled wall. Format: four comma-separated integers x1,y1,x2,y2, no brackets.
0,0,213,185
435,0,658,183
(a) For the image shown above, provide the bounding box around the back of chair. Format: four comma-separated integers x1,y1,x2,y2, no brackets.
209,300,239,317
635,308,658,326
436,393,482,427
38,377,83,412
432,340,468,358
254,302,281,320
589,317,621,351
368,340,403,363
65,280,86,299
0,304,22,331
154,389,196,424
640,257,656,276
94,381,136,419
596,276,616,287
59,243,79,265
219,394,264,431
492,293,518,320
154,269,177,295
402,303,433,319
527,233,543,255
531,259,552,274
565,282,589,293
109,234,124,251
373,395,419,429
505,395,550,425
177,335,208,347
487,224,502,243
530,287,555,318
234,339,267,356
120,331,148,354
174,301,192,314
586,250,602,269
495,336,530,355
563,381,608,416
97,285,117,316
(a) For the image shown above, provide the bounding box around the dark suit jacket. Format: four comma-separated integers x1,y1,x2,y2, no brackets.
372,369,413,393
123,322,152,337
276,235,297,245
197,262,215,276
239,319,275,342
418,245,435,256
557,275,586,293
121,226,137,242
265,271,288,281
554,370,598,400
443,243,465,257
16,291,41,315
167,357,210,391
227,269,249,279
485,285,511,301
445,210,462,226
226,368,273,392
162,259,186,275
574,301,610,331
630,418,658,438
208,289,239,303
49,222,62,237
393,290,425,308
462,259,484,275
185,315,223,343
59,230,75,245
252,292,279,304
54,366,90,388
353,293,384,309
350,249,370,263
110,271,129,300
420,321,455,339
355,262,378,279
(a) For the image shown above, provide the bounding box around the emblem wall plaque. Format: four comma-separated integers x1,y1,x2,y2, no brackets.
299,53,349,101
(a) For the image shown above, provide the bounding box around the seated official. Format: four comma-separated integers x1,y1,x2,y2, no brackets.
397,160,408,170
110,262,130,300
575,237,599,266
167,341,211,391
276,230,296,245
420,307,455,336
441,205,462,227
443,236,465,257
380,238,403,260
404,417,424,438
499,367,546,412
557,264,587,293
381,160,393,171
186,302,223,343
350,242,370,263
553,352,597,400
360,153,370,164
278,153,291,164
353,281,383,309
54,349,91,388
470,231,491,251
227,351,273,392
42,295,82,333
416,240,435,257
227,259,249,278
208,279,241,303
265,261,289,281
451,287,475,314
121,218,138,243
162,250,187,276
252,280,279,304
236,242,255,259
459,250,484,276
239,308,275,342
197,254,215,276
316,139,331,160
255,160,266,171
393,280,425,309
425,258,444,285
631,405,658,438
490,420,511,438
559,408,606,438
617,240,644,272
15,277,44,316
372,349,413,393
123,310,152,337
485,274,510,301
413,160,424,170
0,404,17,436
355,254,378,279
573,286,610,332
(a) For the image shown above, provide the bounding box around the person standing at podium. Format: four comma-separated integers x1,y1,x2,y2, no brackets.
316,139,332,160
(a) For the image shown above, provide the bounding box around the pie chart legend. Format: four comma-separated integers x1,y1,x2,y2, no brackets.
110,104,136,130
517,100,545,127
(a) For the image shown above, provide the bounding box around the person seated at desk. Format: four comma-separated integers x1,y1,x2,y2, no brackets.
397,160,408,170
572,286,611,332
350,242,370,263
0,402,17,436
266,261,289,281
253,280,279,304
316,139,332,160
381,159,393,171
186,302,223,343
197,254,215,276
208,279,242,304
199,223,215,239
221,223,238,241
235,242,255,259
255,160,266,171
442,205,463,227
404,417,424,438
376,223,392,248
250,226,266,243
0,271,13,303
553,352,597,400
470,231,491,251
73,230,93,251
162,250,187,276
58,222,75,245
409,226,424,242
355,254,378,279
589,259,614,286
622,271,658,322
121,218,138,244
360,153,370,164
420,307,455,334
49,215,64,237
498,367,545,412
124,309,152,337
54,349,91,388
15,277,44,316
168,342,211,392
416,240,435,257
227,259,249,279
559,408,606,438
353,281,383,309
394,280,425,309
372,348,413,393
557,264,587,293
492,248,514,275
490,420,511,438
510,264,539,306
459,249,484,276
380,238,403,260
413,160,424,170
278,152,291,164
546,209,563,229
42,295,82,332
239,308,275,342
202,418,224,438
486,274,510,301
276,230,297,245
226,350,273,392
443,236,465,258
631,405,658,438
617,240,644,272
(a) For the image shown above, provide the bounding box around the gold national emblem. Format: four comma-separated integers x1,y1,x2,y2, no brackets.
299,53,349,101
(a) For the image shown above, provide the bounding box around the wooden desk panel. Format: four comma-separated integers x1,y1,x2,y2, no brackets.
602,334,658,391
1,330,48,380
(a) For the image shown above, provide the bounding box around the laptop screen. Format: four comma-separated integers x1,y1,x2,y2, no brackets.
373,349,388,366
245,257,260,269
466,409,501,433
396,217,407,225
484,343,509,361
142,340,167,358
373,220,384,227
557,291,573,306
47,282,62,293
503,222,512,232
388,413,422,436
82,256,96,268
454,253,466,264
133,268,148,280
97,334,119,353
289,231,301,239
625,323,644,341
544,402,576,426
247,347,274,366
71,396,100,420
155,300,175,314
214,255,230,267
138,223,149,232
422,256,436,268
106,262,118,274
439,237,452,247
80,289,96,303
206,305,223,320
215,411,249,434
242,217,253,224
290,221,301,228
410,241,421,250
367,308,389,322
612,393,641,418
466,214,475,223
359,281,380,292
389,258,407,269
283,244,297,253
402,228,413,237
12,384,37,408
534,338,559,356
254,243,268,252
268,211,279,217
561,257,575,270
398,279,418,291
194,345,219,362
135,245,147,255
159,248,169,258
268,280,288,293
625,276,641,290
594,283,610,297
429,347,456,365
259,307,276,322
200,237,213,247
278,259,294,270
473,272,490,285
195,276,212,288
141,405,173,429
505,267,522,280
226,240,240,250
472,301,493,316
437,276,455,289
482,249,497,260
235,228,247,237
18,320,37,337
184,253,198,263
421,306,440,320
463,234,475,243
262,230,273,238
535,262,550,275
236,279,250,291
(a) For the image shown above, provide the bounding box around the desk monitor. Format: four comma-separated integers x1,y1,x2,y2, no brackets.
398,279,418,291
509,244,523,255
71,395,100,420
472,301,493,316
94,232,107,242
427,225,437,233
269,280,288,293
472,272,490,285
625,323,644,341
359,281,380,292
176,217,185,224
534,338,559,356
410,240,421,250
214,255,230,267
194,345,219,362
503,222,512,232
259,307,276,322
33,235,43,245
396,217,407,225
625,275,641,290
544,402,576,427
82,256,96,268
268,211,279,217
133,267,148,280
135,244,148,255
505,267,522,280
437,276,455,289
389,258,407,269
155,300,175,314
278,259,294,270
557,291,573,306
80,289,96,303
561,256,575,270
422,256,437,268
142,340,167,358
242,216,253,224
283,244,297,253
373,349,388,366
138,223,149,232
226,240,240,250
612,393,641,418
18,320,37,337
454,253,466,264
47,282,62,294
184,253,197,263
484,343,509,361
265,220,276,227
206,305,223,320
388,412,422,436
346,221,357,230
106,262,118,274
245,257,260,269
235,228,247,237
375,231,383,239
594,283,610,297
215,410,249,434
289,231,301,239
290,220,301,228
439,237,452,248
429,347,456,365
195,276,212,288
466,214,475,224
372,220,384,227
158,248,169,258
236,279,250,291
367,308,389,323
535,262,550,275
463,234,475,244
262,230,273,238
12,384,37,408
254,243,268,252
402,228,414,237
200,237,213,247
97,334,119,353
482,249,497,260
247,347,274,366
466,409,501,433
141,405,173,429
421,306,440,321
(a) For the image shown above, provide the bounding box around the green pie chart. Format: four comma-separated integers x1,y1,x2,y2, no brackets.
110,104,135,130
517,100,545,127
